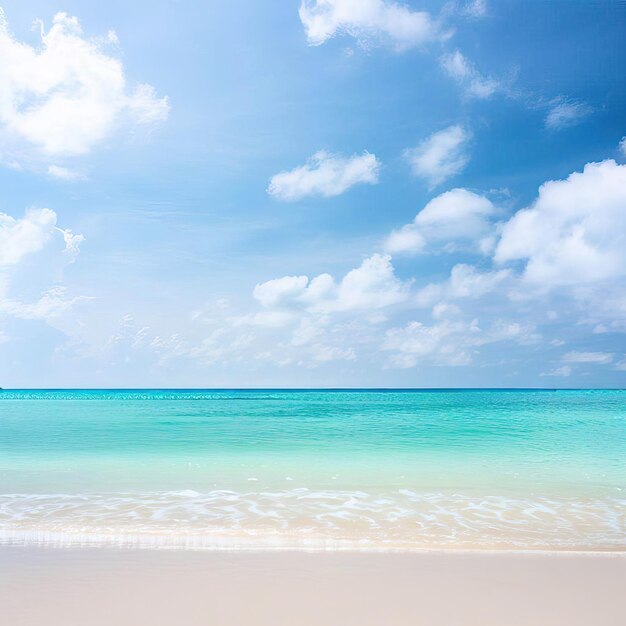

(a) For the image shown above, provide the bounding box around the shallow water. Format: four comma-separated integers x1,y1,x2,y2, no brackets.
0,389,624,549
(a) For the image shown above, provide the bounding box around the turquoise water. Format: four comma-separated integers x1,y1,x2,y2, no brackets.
0,389,624,550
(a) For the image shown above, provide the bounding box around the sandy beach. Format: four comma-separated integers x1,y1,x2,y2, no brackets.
1,0,625,621
1,546,625,626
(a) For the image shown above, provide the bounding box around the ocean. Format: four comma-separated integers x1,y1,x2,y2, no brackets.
0,389,624,550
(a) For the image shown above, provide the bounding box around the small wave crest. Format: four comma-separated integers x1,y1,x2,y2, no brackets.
0,490,624,551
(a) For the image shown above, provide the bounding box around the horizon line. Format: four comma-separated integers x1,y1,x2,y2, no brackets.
1,387,624,392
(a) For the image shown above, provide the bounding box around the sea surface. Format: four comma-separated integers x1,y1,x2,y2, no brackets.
0,389,624,551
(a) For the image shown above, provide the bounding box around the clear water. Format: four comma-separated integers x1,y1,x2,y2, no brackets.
0,389,624,550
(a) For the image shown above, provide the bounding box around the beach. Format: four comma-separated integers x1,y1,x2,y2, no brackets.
1,390,624,552
2,0,625,622
2,546,625,625
1,390,624,624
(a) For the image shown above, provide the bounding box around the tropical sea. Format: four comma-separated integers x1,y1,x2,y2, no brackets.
0,389,624,551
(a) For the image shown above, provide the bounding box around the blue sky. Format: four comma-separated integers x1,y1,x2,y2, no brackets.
0,0,625,387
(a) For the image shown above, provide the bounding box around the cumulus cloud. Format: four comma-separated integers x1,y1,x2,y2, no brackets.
384,319,479,367
47,165,85,181
384,225,426,255
383,317,535,368
254,253,409,313
61,229,86,263
247,244,537,371
561,351,613,365
415,264,510,307
50,150,626,377
384,188,496,255
267,151,380,201
545,99,591,130
495,160,626,288
0,208,58,267
0,207,84,270
299,0,445,50
0,286,91,320
0,8,168,166
0,207,87,332
147,318,358,368
405,125,471,187
253,275,309,308
100,255,411,372
440,50,500,99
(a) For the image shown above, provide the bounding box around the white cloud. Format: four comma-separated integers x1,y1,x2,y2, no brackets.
0,207,87,334
384,188,495,254
267,151,380,200
408,188,494,241
254,253,409,313
233,310,297,328
0,8,168,165
328,253,409,311
383,317,534,368
99,255,412,372
384,224,426,255
384,318,479,367
545,99,591,130
60,229,86,262
405,125,471,187
562,351,613,365
619,137,626,157
47,165,85,181
0,208,58,266
0,286,91,320
415,264,510,307
0,207,85,271
290,316,327,345
495,160,626,288
541,365,572,377
311,343,356,362
440,50,499,99
253,275,309,308
105,304,362,371
299,0,445,50
462,0,487,18
432,302,461,319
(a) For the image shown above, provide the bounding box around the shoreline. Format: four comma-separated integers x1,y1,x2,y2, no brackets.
2,536,626,555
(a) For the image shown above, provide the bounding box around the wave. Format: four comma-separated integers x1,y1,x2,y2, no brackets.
1,489,624,551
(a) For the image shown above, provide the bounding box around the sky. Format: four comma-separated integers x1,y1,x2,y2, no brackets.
0,0,625,388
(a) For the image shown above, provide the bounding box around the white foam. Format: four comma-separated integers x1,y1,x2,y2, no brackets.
0,490,624,551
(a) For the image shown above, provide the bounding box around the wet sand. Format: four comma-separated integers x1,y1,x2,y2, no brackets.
1,547,625,625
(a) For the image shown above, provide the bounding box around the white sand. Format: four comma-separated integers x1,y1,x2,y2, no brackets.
1,547,625,625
